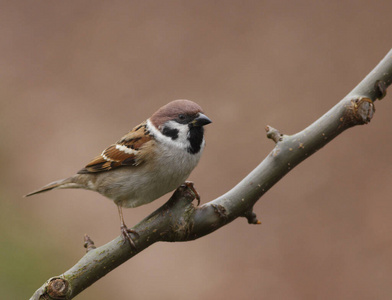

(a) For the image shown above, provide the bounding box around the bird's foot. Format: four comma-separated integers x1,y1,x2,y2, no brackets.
120,224,139,249
184,181,201,206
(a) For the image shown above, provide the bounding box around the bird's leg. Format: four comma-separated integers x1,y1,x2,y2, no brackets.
184,181,201,206
117,205,139,249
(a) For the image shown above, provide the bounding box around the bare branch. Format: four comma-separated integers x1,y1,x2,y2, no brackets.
30,49,392,300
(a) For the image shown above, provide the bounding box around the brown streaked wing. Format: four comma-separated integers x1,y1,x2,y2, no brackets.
77,121,153,174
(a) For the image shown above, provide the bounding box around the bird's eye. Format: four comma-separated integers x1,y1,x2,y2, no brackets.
178,114,186,120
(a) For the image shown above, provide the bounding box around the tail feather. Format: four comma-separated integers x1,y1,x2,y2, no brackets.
24,177,77,197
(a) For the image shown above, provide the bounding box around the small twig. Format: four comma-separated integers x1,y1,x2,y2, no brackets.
265,126,282,143
242,208,261,225
84,234,96,253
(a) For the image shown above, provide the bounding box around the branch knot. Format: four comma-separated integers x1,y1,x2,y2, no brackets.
350,97,375,125
375,80,387,100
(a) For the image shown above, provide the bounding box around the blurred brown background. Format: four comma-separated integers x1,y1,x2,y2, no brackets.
1,1,392,299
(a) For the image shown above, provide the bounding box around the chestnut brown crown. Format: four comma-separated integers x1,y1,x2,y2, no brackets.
150,99,204,128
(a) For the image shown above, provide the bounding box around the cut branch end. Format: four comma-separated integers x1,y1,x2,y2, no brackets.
47,277,69,299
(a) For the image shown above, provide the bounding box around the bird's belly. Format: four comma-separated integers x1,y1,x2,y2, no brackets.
92,149,201,208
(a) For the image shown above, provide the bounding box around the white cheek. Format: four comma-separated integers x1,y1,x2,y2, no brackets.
147,119,190,150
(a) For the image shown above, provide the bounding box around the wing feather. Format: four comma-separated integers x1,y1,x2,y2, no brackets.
77,121,154,174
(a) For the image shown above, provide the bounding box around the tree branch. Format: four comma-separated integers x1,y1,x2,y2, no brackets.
31,49,392,300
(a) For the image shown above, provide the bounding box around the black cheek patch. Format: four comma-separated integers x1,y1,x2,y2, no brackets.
162,127,179,140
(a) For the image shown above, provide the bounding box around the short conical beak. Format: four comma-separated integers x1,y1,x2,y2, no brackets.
192,113,212,127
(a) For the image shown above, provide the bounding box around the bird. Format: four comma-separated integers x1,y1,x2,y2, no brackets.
25,99,212,248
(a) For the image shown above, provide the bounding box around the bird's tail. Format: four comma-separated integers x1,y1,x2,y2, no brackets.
24,177,80,197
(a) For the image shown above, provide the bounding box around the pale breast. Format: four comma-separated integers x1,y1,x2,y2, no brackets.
92,139,204,208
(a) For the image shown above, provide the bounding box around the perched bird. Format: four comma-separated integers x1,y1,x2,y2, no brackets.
25,99,212,247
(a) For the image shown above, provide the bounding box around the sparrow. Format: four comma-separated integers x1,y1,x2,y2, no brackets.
25,99,212,248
